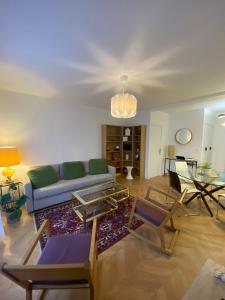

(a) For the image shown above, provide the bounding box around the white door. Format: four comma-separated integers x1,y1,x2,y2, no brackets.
149,124,162,177
202,123,214,163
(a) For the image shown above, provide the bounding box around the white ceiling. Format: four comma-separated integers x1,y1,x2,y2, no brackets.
1,0,225,110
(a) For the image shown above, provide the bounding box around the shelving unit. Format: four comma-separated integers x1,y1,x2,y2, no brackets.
102,125,146,178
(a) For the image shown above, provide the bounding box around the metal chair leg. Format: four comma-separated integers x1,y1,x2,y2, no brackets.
200,194,213,217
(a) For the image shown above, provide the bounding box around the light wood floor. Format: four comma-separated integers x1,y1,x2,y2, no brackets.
1,175,225,300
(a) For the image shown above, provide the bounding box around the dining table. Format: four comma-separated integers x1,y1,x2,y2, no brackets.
177,169,225,217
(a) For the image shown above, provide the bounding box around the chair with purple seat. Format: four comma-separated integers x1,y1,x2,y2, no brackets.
128,185,187,255
1,218,97,300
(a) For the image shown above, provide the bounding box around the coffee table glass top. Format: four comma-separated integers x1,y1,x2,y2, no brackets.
72,181,128,205
72,181,129,225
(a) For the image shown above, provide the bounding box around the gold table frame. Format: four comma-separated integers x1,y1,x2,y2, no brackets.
72,181,129,227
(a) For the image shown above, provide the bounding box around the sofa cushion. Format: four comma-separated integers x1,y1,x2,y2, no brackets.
33,173,113,200
89,159,108,175
62,161,85,180
27,166,59,189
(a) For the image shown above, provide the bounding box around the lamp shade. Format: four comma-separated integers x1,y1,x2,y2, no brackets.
111,93,137,118
0,147,20,167
168,145,175,158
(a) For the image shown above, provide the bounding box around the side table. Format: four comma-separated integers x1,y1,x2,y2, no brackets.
0,179,23,214
164,157,198,175
0,180,24,224
0,213,5,242
0,180,23,207
125,166,134,180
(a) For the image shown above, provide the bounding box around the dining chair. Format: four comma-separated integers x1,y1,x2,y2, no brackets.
168,169,202,216
1,218,97,300
168,169,199,195
168,170,214,216
128,185,187,255
216,193,225,221
175,161,193,183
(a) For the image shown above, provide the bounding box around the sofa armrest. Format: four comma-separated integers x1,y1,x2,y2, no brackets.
108,165,116,179
22,174,34,213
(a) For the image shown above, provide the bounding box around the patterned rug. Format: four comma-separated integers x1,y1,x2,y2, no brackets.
34,197,143,254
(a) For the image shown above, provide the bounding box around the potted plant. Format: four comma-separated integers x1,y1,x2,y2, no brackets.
0,183,28,224
198,162,211,176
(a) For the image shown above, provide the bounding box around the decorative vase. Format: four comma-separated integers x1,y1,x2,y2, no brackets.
204,168,210,176
168,145,175,158
125,128,131,136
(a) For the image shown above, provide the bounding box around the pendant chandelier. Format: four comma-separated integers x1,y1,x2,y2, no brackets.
111,93,137,118
111,74,137,118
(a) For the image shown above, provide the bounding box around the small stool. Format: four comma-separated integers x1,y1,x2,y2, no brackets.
125,166,133,180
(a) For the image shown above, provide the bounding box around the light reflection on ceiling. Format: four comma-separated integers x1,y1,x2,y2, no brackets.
63,40,186,95
0,63,57,98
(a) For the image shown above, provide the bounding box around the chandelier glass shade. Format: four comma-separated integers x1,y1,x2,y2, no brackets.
111,93,137,118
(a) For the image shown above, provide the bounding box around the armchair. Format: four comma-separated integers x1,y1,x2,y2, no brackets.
216,193,225,222
128,186,187,255
1,218,97,300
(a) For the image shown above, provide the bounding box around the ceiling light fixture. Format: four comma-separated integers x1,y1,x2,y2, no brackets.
217,113,225,119
111,75,137,118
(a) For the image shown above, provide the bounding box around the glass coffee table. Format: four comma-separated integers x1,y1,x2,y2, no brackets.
72,181,129,227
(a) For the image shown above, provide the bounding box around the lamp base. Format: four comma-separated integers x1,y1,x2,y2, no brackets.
2,167,15,182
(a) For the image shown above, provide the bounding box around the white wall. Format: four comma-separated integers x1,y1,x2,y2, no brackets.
0,91,123,179
167,109,205,162
149,111,169,177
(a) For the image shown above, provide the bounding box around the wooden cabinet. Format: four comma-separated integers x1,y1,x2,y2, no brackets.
102,125,146,179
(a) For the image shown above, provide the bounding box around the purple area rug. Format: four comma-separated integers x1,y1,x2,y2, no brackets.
34,197,142,254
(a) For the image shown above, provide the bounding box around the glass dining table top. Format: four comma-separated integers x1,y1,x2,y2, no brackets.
177,169,225,187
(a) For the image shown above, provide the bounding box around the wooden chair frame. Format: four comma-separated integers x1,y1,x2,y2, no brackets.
1,218,97,300
128,186,187,255
216,193,225,222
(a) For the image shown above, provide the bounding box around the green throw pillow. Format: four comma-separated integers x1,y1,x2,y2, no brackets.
62,161,85,180
89,159,108,175
27,166,59,189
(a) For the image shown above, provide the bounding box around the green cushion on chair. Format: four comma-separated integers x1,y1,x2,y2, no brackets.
62,161,85,180
89,159,108,175
27,166,59,189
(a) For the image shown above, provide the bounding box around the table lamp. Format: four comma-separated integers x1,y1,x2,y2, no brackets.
168,145,175,158
0,147,20,182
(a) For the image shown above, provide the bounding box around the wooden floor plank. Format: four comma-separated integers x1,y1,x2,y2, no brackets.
1,175,225,300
